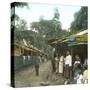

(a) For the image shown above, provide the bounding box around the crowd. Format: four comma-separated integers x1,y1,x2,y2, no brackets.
51,49,88,84
33,48,88,85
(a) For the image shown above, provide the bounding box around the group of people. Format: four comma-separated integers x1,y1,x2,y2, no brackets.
34,48,88,84
51,49,88,84
52,51,72,79
73,55,88,84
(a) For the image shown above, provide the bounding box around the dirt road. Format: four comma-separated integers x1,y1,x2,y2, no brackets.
15,60,65,87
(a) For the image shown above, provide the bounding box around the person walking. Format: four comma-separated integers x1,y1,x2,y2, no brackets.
35,63,39,76
34,56,40,76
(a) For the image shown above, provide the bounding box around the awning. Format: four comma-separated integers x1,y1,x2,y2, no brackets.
49,30,88,47
68,42,87,46
63,30,88,43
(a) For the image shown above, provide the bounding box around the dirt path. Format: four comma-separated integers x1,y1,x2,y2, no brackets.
15,60,65,87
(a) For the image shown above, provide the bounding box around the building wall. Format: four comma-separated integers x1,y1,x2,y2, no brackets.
14,46,21,56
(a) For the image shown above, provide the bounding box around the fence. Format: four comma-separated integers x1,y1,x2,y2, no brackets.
14,56,38,70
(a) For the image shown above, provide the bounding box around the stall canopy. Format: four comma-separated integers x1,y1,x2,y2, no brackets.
64,30,88,46
49,30,88,46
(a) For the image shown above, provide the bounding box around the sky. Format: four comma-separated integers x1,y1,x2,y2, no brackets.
15,3,81,30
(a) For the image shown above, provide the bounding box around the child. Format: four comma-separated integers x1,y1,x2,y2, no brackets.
73,64,83,84
77,72,83,84
83,65,88,84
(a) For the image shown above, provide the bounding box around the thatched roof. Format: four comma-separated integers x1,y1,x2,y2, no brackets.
13,43,42,53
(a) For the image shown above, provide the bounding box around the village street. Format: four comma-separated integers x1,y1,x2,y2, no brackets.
15,60,65,87
11,4,88,88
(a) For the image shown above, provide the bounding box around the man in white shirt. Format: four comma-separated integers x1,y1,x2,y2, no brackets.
65,53,72,67
64,51,72,80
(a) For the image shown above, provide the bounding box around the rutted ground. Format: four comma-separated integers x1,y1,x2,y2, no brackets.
15,60,65,87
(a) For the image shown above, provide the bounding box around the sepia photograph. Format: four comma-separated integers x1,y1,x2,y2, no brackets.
11,2,88,88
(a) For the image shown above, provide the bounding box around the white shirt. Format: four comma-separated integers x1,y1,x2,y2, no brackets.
83,70,88,80
65,55,72,66
55,57,58,61
74,61,80,65
77,74,83,84
60,56,64,62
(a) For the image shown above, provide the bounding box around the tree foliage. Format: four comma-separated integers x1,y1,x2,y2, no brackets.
11,2,28,30
30,8,62,40
15,19,28,31
31,20,60,39
70,7,88,32
14,8,69,58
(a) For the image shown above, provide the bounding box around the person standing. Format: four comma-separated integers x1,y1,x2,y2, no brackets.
64,51,72,80
74,55,81,66
51,48,56,72
55,56,59,73
59,54,64,75
73,55,81,77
